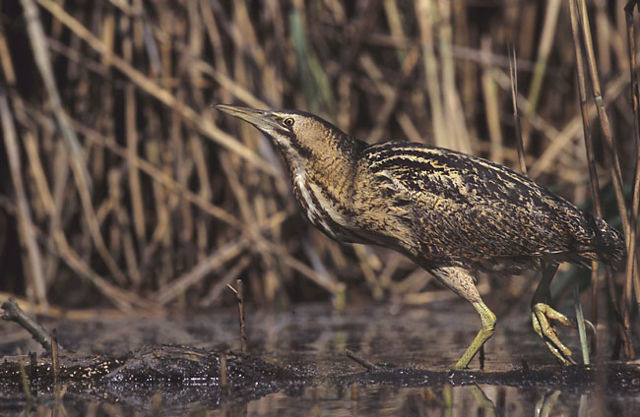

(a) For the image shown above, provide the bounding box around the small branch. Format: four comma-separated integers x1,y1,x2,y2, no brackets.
345,349,380,372
227,279,247,353
51,328,60,382
2,298,53,351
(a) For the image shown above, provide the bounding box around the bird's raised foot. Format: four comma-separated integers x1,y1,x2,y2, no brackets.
531,303,576,365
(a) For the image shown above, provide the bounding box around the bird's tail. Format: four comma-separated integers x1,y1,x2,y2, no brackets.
581,217,626,270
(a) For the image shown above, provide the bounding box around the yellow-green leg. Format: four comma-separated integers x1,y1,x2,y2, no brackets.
454,301,497,370
431,266,497,370
531,263,575,365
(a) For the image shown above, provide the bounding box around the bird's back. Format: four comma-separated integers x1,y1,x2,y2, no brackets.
354,142,624,272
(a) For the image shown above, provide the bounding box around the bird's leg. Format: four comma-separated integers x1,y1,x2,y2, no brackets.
454,300,497,370
431,267,496,370
531,263,575,365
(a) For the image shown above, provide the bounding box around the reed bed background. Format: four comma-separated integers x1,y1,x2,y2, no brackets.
0,0,638,358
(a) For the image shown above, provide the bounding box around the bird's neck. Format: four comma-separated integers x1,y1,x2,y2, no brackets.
283,135,365,236
285,134,365,198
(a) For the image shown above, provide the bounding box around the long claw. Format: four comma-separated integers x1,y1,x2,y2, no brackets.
531,303,575,365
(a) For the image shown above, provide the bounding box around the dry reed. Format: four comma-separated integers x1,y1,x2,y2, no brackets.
0,0,637,357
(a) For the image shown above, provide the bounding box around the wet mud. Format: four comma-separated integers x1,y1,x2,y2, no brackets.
1,346,310,413
1,301,639,415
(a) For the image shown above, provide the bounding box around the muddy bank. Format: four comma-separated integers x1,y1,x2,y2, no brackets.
1,301,640,416
1,346,309,413
1,346,640,415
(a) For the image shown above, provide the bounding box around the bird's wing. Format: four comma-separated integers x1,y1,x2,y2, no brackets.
365,143,595,263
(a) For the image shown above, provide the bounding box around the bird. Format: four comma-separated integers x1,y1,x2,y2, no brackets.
216,104,625,369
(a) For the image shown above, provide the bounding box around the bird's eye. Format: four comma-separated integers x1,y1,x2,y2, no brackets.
282,117,294,127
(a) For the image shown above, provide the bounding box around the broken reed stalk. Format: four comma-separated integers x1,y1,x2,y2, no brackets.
509,46,527,175
227,279,247,353
51,328,60,383
345,349,380,371
2,298,53,351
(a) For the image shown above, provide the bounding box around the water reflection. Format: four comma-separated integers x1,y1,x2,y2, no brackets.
10,382,634,417
2,301,639,416
212,382,631,417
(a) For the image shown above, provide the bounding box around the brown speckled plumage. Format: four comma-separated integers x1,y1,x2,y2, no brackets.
217,105,625,369
356,142,624,272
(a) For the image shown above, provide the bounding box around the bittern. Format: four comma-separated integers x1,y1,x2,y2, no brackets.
217,105,624,369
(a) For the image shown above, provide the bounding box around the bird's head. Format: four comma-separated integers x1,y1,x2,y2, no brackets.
216,105,361,170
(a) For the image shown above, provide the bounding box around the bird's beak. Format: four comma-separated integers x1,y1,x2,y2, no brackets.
216,104,281,131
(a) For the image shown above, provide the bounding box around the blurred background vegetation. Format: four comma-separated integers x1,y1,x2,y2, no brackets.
0,0,638,355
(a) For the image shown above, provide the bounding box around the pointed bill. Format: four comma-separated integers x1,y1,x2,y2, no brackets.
215,105,281,131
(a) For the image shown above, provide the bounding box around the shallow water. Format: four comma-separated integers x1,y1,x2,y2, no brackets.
1,300,639,416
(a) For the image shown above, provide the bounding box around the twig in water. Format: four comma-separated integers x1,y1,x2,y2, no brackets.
345,349,380,371
2,298,53,351
227,279,247,353
51,328,60,382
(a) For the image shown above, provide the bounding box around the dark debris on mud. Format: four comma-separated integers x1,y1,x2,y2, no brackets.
0,345,313,413
2,344,640,413
333,363,640,394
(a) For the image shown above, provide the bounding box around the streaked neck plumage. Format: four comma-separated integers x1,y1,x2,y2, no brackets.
270,121,365,240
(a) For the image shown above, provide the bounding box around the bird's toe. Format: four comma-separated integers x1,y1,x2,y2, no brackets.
531,303,575,365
